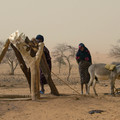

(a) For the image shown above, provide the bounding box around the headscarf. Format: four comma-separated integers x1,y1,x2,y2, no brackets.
76,43,92,63
36,34,44,43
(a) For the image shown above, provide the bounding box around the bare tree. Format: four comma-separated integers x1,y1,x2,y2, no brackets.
0,42,18,75
109,40,120,59
52,43,77,81
53,56,66,74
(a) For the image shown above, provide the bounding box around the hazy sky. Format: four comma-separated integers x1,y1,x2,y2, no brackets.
0,0,120,53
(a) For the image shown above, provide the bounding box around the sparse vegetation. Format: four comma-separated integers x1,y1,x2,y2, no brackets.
0,41,18,75
52,43,77,81
110,40,120,59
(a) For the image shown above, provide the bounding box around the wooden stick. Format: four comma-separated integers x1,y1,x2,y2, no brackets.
30,43,44,100
40,53,59,96
0,39,10,63
11,43,31,89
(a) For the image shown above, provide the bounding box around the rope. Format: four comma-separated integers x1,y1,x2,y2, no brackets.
51,71,81,95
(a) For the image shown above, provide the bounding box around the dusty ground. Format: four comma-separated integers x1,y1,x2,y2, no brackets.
0,53,120,120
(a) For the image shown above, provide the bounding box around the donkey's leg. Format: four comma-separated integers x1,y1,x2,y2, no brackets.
88,79,93,94
88,80,91,94
85,83,88,94
93,79,98,96
87,75,95,94
81,83,83,94
110,78,115,96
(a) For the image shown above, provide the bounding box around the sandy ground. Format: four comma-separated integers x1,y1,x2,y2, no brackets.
0,53,120,120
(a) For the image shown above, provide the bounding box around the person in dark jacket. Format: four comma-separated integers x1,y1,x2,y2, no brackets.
76,43,92,94
36,34,52,94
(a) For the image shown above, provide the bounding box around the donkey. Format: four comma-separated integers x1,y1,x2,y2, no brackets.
87,63,120,96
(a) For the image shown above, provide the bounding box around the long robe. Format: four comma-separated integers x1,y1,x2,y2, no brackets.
76,47,92,84
40,46,51,85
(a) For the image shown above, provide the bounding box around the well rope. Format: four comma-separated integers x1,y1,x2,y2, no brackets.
51,71,81,95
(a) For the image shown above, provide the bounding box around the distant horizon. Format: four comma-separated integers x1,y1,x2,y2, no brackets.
0,0,120,53
0,35,116,54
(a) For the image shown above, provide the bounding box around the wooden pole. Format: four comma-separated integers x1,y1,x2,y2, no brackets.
30,42,44,100
30,60,37,100
11,43,31,89
40,53,59,96
0,39,10,63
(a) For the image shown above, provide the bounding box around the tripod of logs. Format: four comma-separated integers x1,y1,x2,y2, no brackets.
0,31,59,100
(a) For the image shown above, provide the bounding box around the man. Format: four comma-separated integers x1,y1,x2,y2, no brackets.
36,34,52,94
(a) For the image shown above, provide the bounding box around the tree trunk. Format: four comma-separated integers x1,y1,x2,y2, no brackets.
9,61,14,75
30,43,44,100
8,61,18,75
58,63,61,74
30,60,40,100
66,58,72,81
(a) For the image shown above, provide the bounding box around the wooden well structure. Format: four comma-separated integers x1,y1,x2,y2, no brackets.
0,31,59,100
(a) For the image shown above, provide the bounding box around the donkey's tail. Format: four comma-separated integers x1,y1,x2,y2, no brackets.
95,76,99,83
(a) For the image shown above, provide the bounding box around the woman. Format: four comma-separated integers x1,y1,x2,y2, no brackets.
76,43,92,94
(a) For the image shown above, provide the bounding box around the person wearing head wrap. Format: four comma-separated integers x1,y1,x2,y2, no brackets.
36,34,44,43
76,43,92,63
36,34,52,94
76,43,92,94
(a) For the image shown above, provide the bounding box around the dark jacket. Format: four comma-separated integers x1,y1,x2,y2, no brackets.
76,47,92,64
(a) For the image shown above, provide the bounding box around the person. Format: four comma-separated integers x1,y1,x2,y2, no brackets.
36,34,52,94
76,43,92,94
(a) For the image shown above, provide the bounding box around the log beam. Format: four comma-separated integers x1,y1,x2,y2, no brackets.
40,53,59,96
30,42,44,100
11,43,31,89
0,39,10,63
